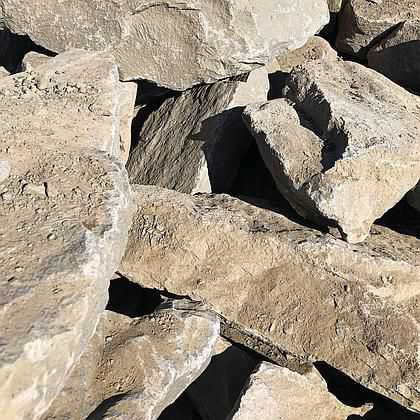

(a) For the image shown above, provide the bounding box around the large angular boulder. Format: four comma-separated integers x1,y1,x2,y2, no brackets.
367,20,420,92
230,362,371,419
127,68,269,194
335,0,420,59
0,0,329,90
0,51,134,420
120,186,420,411
244,58,420,243
43,303,219,420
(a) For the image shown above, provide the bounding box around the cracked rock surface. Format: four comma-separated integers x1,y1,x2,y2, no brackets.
42,303,219,420
0,0,329,90
120,185,420,411
0,50,134,420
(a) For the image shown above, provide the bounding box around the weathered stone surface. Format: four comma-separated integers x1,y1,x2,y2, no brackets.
43,302,219,420
407,184,420,213
231,362,371,420
120,186,420,411
127,68,269,194
328,0,343,13
0,50,134,420
0,66,9,78
247,58,420,243
1,49,136,162
21,51,51,72
0,0,329,90
367,20,420,92
336,0,420,59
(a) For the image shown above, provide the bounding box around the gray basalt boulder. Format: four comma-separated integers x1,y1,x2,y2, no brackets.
230,362,371,420
243,57,420,243
0,0,329,90
0,50,134,420
120,185,420,411
336,0,420,59
127,68,269,194
42,303,220,420
367,20,420,92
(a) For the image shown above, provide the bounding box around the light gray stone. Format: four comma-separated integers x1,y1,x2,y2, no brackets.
120,185,420,411
21,51,51,72
127,68,269,194
0,0,329,90
336,0,420,59
0,50,134,420
43,303,219,420
367,20,420,92
245,58,420,243
0,66,9,78
230,362,371,420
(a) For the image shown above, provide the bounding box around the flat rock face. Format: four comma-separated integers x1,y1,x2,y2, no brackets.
120,186,420,411
336,0,420,58
367,20,420,92
43,303,219,420
258,57,420,243
127,68,269,194
0,0,329,90
0,51,134,420
231,362,371,420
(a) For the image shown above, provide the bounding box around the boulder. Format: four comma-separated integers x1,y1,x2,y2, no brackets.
367,20,420,92
335,0,420,59
120,186,420,411
21,51,51,72
244,58,420,243
127,68,269,194
43,302,219,420
0,50,134,420
230,362,371,420
0,0,329,90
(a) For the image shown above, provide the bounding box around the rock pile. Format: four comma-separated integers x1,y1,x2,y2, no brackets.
0,1,420,419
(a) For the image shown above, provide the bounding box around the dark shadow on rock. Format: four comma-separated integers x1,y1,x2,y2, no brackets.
376,197,420,240
268,70,288,100
159,341,260,420
158,393,203,420
0,28,55,73
106,276,164,318
319,12,338,46
86,393,128,420
315,362,420,420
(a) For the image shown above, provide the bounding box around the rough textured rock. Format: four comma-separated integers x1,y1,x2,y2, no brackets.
246,58,420,243
120,186,420,411
328,0,343,13
230,362,371,420
367,20,420,92
21,51,51,72
0,66,9,78
0,0,329,90
0,50,134,420
336,0,420,59
43,302,219,420
127,68,269,194
407,184,420,213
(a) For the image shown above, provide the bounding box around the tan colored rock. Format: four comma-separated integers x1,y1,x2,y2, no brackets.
336,0,420,59
0,50,134,420
0,0,329,90
231,362,371,420
120,186,420,411
272,36,337,74
256,57,420,243
0,66,9,78
43,303,219,420
127,68,269,194
328,0,343,13
21,51,51,72
367,20,420,92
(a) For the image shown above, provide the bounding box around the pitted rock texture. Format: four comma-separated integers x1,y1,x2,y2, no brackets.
120,185,420,411
255,57,420,243
0,0,329,90
127,68,269,194
231,362,371,420
367,20,420,93
0,50,134,420
42,303,219,420
335,0,420,59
